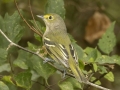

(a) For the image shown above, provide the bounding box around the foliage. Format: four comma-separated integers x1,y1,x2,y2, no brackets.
0,0,119,90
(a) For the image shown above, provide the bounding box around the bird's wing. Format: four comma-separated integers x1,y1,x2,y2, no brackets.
69,44,78,64
43,37,69,68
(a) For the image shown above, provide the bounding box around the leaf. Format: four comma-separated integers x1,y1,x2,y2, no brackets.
90,77,101,85
59,78,81,90
84,47,101,58
13,50,28,69
2,76,15,85
0,63,11,72
0,48,8,65
30,20,44,34
98,21,116,54
45,0,65,18
85,12,111,43
0,11,24,48
4,11,24,43
3,83,17,90
14,50,56,81
0,16,8,47
0,81,9,90
104,72,114,82
111,55,120,65
98,66,108,73
31,70,40,81
59,82,74,90
96,55,116,64
84,47,100,63
34,34,43,44
13,59,28,70
93,63,97,72
29,55,56,81
14,71,32,89
27,41,41,52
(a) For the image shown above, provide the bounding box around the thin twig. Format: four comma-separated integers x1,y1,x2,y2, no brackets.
32,80,54,90
14,0,42,37
93,73,108,84
85,81,111,90
28,0,43,35
86,69,112,90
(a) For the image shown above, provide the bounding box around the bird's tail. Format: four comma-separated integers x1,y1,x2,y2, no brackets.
69,61,88,83
69,62,111,90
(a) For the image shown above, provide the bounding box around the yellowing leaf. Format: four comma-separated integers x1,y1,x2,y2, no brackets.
104,72,114,82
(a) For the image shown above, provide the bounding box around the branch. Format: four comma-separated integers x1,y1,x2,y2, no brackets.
0,29,111,90
28,0,43,35
14,0,42,37
0,29,73,77
85,81,111,90
32,80,54,90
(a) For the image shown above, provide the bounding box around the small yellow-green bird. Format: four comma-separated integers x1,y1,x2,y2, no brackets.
37,13,87,83
37,13,110,90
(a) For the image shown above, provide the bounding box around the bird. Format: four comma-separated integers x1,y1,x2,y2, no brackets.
37,13,87,83
36,13,111,90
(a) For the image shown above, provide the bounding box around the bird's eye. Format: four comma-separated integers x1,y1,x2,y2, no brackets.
48,15,54,20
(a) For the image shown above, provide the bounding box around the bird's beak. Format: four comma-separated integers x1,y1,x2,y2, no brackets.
36,15,43,19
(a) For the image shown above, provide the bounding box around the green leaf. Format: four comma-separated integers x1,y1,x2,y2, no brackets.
34,34,43,44
0,16,9,47
0,81,9,90
31,70,40,81
45,0,65,18
98,66,108,73
84,47,101,58
111,55,120,65
1,76,17,90
14,71,32,89
4,11,24,43
59,78,81,90
84,47,100,63
13,59,28,70
30,20,44,34
14,50,56,81
0,11,24,48
27,42,39,52
0,48,8,65
93,63,97,72
59,82,74,90
0,63,11,72
90,77,101,85
104,72,114,82
96,55,116,64
2,76,15,85
29,55,56,81
13,50,28,69
98,21,116,54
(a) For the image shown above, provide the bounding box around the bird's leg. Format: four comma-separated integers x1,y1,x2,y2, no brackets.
43,58,54,64
62,69,67,78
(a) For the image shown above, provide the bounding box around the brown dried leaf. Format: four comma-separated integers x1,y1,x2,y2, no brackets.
85,11,111,43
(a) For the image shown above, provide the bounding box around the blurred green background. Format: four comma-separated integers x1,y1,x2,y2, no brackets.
0,0,120,90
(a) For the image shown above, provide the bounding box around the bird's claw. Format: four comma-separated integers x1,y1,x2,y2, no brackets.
43,58,54,64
